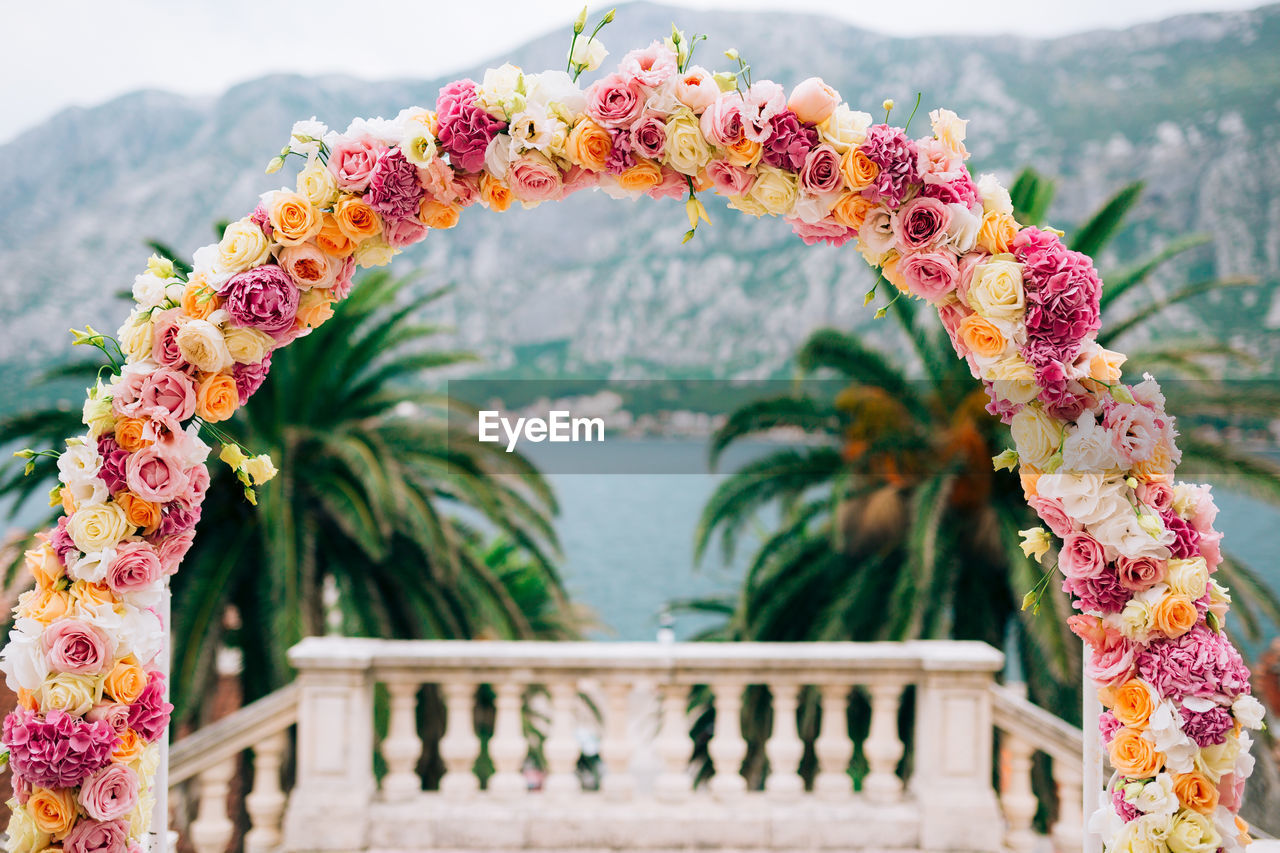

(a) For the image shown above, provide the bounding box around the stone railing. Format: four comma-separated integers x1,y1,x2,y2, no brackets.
163,637,1099,853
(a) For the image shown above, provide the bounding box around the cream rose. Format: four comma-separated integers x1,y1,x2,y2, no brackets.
817,104,872,154
354,236,398,268
1118,596,1154,641
216,218,273,273
68,501,134,553
224,326,275,365
664,109,714,176
35,671,103,716
1165,557,1208,599
743,165,798,217
977,173,1013,215
5,804,51,853
118,311,155,363
1010,404,1061,469
1167,809,1220,853
296,160,339,207
967,256,1025,321
176,319,233,373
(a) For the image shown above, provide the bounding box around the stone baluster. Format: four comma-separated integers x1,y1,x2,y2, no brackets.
543,680,582,796
381,676,423,800
654,682,692,802
438,680,480,799
813,684,853,799
707,681,747,798
765,683,805,799
998,731,1039,853
862,681,905,804
488,678,528,798
189,757,236,853
244,730,289,853
1051,761,1084,853
600,680,635,801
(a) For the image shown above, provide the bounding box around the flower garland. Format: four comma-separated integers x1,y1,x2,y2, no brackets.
0,16,1264,853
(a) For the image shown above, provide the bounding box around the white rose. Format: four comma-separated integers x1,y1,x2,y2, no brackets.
173,424,212,469
968,257,1025,321
1092,512,1173,562
1168,809,1221,853
69,547,117,584
115,604,165,666
216,218,273,274
977,173,1013,216
58,441,102,486
345,115,402,146
68,502,133,553
132,271,168,309
744,165,798,217
945,202,981,253
664,108,714,176
526,71,586,115
1118,597,1154,642
4,802,51,853
1010,404,1060,469
1232,695,1265,730
1062,412,1122,474
192,244,233,292
0,628,49,692
65,475,109,510
818,104,872,153
569,37,608,73
1132,773,1179,816
1166,557,1209,599
118,311,155,363
176,318,233,373
792,192,835,225
296,160,339,207
36,672,103,716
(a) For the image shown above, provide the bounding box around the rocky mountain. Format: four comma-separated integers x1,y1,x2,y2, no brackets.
2,2,1279,411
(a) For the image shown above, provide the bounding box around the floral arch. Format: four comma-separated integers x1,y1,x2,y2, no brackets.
0,18,1264,853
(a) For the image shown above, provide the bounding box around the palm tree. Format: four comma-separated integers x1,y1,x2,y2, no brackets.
0,271,575,724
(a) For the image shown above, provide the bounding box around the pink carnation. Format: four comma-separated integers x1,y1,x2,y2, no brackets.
921,173,980,208
1099,711,1122,744
859,125,919,208
435,80,506,173
1112,786,1141,823
605,129,637,175
1064,566,1130,616
365,147,424,222
1179,704,1234,747
233,351,273,406
129,669,174,742
1136,625,1251,700
3,708,118,789
96,435,130,495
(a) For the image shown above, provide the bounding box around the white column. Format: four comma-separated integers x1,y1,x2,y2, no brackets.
1083,657,1104,853
244,731,289,853
438,680,480,799
151,585,171,853
813,684,853,799
543,680,581,796
381,677,423,800
764,683,805,799
654,682,692,802
1052,762,1085,853
488,679,528,798
707,681,747,798
862,681,905,804
600,680,635,801
189,757,235,853
999,731,1039,853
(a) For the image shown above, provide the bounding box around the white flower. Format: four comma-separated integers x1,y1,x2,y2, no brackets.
289,117,328,157
132,271,169,309
115,604,165,666
1118,595,1155,642
1092,511,1174,562
477,63,526,119
0,624,49,692
1232,694,1265,730
1131,773,1178,816
1114,812,1174,848
1009,404,1060,469
977,173,1013,216
345,116,403,146
817,104,872,153
1062,412,1122,474
174,424,212,469
1233,731,1256,779
484,134,515,181
569,36,608,72
192,244,233,292
526,70,586,115
1166,557,1209,599
792,192,836,225
69,547,117,584
945,202,980,253
65,475,109,510
58,441,102,486
1147,700,1198,773
507,102,559,154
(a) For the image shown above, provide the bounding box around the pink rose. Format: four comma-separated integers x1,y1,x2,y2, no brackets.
85,702,132,734
788,217,856,248
1059,532,1106,579
586,73,645,129
383,216,429,249
630,112,667,160
893,196,952,251
799,144,842,195
125,444,190,503
561,165,600,197
1086,630,1136,687
140,366,197,425
1137,480,1174,513
327,135,386,192
110,371,148,420
700,94,744,146
1220,772,1246,813
155,530,195,576
705,160,755,196
150,308,185,368
507,153,564,203
43,618,112,675
620,41,677,87
1116,555,1165,592
787,77,840,125
106,541,163,595
1030,496,1075,538
898,251,958,303
647,168,688,201
279,243,338,291
78,764,140,821
64,816,129,853
956,250,990,307
675,67,719,113
224,264,301,339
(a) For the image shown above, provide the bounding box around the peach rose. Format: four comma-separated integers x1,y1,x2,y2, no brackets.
841,148,879,190
112,728,147,765
788,77,840,125
616,159,664,193
976,211,1018,255
26,543,64,589
315,214,356,258
16,587,70,624
60,486,76,516
1151,593,1198,638
279,243,338,290
1108,726,1164,777
71,581,117,609
566,118,612,171
196,372,239,423
333,196,383,242
480,173,514,212
27,786,77,837
725,137,762,169
1132,445,1173,482
104,657,146,704
831,192,875,230
296,289,335,330
1019,464,1042,500
958,314,1007,360
114,417,153,453
419,199,461,230
1173,772,1219,814
181,277,221,321
116,490,161,535
267,190,322,246
1110,679,1157,728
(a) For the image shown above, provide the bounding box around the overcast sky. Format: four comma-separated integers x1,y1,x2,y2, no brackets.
0,0,1266,143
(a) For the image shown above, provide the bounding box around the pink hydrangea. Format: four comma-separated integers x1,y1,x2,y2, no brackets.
129,669,174,742
760,110,819,171
1099,710,1122,744
435,80,506,173
859,124,919,208
921,172,979,207
1014,226,1102,365
788,217,856,247
365,148,424,222
3,708,118,789
1136,625,1251,700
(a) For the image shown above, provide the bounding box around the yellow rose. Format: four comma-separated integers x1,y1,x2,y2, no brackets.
266,190,322,247
68,500,134,553
1167,809,1221,853
27,785,77,838
967,256,1025,321
1196,733,1240,779
354,236,398,268
5,802,52,853
224,326,275,365
35,672,103,716
976,211,1018,255
216,217,274,272
744,165,798,217
987,355,1040,404
176,318,233,373
664,109,714,176
296,288,335,330
296,160,338,208
117,311,154,363
1166,557,1208,599
1009,404,1061,470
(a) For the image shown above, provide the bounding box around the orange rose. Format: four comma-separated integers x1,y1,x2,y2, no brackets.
976,211,1018,255
181,277,222,321
725,137,762,169
566,118,612,171
17,688,37,711
25,543,63,589
27,786,76,837
1110,679,1157,728
267,190,322,246
1173,771,1219,814
315,214,356,258
1107,726,1164,777
105,657,146,704
112,728,147,765
480,173,515,212
1019,464,1042,500
831,192,875,230
419,199,460,230
958,315,1008,360
296,288,335,330
841,148,879,190
60,487,76,516
196,372,239,423
16,587,70,624
71,582,117,609
334,196,383,242
116,490,161,534
1152,593,1198,638
617,160,664,193
114,417,153,453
